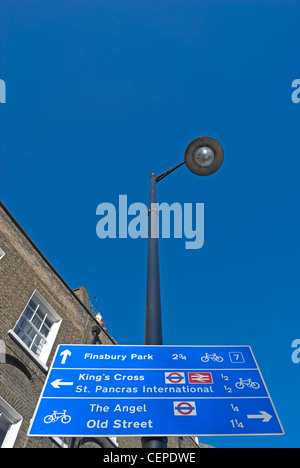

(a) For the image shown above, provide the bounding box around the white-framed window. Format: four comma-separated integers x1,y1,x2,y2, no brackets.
0,248,5,260
0,397,23,448
9,290,62,370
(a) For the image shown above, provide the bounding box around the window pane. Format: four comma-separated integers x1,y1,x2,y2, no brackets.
0,414,11,447
44,317,52,328
17,317,28,329
23,306,34,320
36,307,45,320
40,324,50,338
24,326,36,341
34,335,45,348
32,314,42,330
28,299,38,311
15,326,33,348
32,336,45,357
31,344,39,356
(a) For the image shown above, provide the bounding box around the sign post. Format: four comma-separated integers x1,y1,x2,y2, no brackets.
28,345,284,438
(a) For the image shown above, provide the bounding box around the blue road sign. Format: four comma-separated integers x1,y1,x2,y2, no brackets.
28,345,284,437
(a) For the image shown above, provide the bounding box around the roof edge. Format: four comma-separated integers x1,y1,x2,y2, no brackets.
0,200,95,317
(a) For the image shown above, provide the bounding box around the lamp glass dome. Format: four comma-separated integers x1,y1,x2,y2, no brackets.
195,146,215,168
184,136,224,176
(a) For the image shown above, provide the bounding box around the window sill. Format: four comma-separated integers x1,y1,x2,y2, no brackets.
8,330,48,373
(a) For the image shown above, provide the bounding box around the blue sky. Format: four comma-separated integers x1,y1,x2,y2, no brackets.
1,0,300,447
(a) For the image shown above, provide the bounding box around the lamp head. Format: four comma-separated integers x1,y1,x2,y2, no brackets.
185,136,224,176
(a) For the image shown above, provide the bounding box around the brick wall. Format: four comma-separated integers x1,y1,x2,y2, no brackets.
0,202,204,449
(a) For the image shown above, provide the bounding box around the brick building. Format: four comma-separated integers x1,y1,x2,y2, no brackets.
0,201,207,449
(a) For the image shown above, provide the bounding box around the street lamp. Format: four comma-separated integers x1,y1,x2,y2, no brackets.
141,137,224,449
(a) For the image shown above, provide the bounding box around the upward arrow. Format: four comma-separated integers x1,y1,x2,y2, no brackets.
60,349,72,364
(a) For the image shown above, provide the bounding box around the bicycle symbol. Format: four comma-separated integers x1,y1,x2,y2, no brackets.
201,353,224,363
235,378,260,390
44,410,71,424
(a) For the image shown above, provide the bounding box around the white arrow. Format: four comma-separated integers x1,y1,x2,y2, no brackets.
51,379,74,389
191,373,211,383
60,349,72,364
247,411,272,423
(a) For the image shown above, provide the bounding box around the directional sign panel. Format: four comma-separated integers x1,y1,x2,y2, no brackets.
28,345,284,437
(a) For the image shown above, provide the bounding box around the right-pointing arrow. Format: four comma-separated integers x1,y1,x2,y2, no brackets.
247,411,272,423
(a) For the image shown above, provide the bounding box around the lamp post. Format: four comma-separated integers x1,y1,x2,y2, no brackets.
69,326,101,448
141,137,224,449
